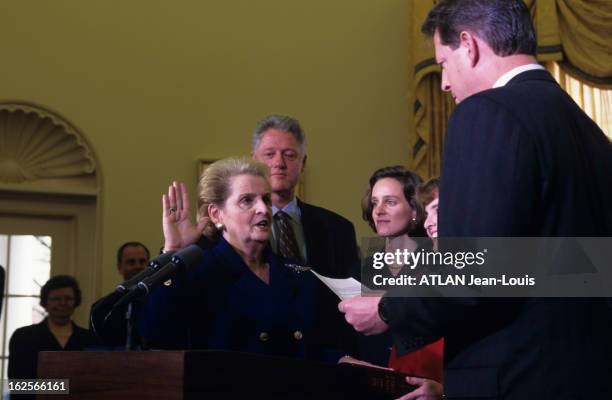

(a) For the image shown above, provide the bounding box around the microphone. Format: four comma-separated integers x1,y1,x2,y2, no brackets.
115,250,177,293
137,244,203,294
106,244,203,319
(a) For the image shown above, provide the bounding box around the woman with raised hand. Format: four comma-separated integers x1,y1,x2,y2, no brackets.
139,157,316,358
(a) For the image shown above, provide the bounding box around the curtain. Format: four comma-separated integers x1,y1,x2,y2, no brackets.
409,0,612,178
547,62,612,139
530,0,612,87
413,74,455,180
411,0,454,180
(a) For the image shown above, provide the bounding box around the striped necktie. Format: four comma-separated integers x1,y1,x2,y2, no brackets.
274,211,301,263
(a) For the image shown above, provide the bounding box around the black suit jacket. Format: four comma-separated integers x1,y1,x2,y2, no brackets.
381,70,612,399
298,199,359,277
297,199,361,361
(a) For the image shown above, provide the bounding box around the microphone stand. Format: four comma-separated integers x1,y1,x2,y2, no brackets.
125,302,136,351
91,250,178,349
107,244,204,348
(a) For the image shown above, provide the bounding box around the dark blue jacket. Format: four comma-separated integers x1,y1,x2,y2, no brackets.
381,70,612,399
139,237,317,359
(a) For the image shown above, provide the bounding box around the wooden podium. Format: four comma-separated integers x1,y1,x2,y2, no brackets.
37,350,415,399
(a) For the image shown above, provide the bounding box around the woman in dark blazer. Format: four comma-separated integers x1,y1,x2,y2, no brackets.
9,275,96,399
139,157,316,359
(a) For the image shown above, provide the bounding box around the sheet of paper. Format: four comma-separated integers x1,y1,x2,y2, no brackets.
310,270,368,300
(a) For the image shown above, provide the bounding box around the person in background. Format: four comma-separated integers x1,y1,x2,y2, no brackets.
9,275,95,385
417,178,439,251
116,241,150,281
343,166,443,400
89,241,151,348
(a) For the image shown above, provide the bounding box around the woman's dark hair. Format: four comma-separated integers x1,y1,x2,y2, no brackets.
361,166,427,236
40,275,82,308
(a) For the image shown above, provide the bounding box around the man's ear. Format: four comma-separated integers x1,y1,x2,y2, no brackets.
460,31,480,67
208,203,222,225
301,154,307,173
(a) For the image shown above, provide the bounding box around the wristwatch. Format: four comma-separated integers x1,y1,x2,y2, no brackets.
378,297,390,324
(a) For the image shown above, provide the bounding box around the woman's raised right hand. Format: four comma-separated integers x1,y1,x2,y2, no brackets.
162,181,209,251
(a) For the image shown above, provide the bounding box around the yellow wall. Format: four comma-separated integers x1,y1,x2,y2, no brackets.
0,0,413,295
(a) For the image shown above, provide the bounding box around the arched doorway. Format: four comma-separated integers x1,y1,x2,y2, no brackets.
0,102,102,385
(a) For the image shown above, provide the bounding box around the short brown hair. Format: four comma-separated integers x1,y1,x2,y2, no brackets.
417,178,440,208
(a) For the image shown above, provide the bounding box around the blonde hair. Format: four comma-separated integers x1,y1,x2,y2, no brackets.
198,157,269,239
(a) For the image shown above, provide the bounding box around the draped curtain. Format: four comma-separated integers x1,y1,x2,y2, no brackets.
410,0,612,179
410,0,454,181
547,62,612,139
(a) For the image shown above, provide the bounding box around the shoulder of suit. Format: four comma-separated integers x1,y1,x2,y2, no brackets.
73,322,91,334
11,324,38,335
298,200,355,229
201,238,252,278
266,248,285,268
10,322,44,341
452,83,543,122
204,238,235,264
457,70,560,113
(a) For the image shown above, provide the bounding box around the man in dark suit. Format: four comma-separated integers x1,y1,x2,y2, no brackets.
90,242,150,348
339,0,612,398
251,114,359,277
252,114,360,360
